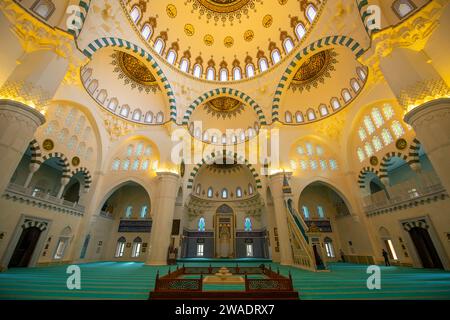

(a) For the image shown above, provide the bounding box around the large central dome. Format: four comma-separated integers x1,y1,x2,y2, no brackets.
123,0,325,82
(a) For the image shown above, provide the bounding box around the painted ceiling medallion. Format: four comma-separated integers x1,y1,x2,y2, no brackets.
166,4,177,18
206,163,243,174
244,30,254,42
204,96,245,118
290,49,338,93
224,36,234,48
190,0,261,25
204,34,214,46
111,51,159,94
184,24,195,36
262,14,273,28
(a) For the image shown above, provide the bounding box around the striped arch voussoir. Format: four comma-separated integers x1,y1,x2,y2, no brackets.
81,37,177,122
29,139,42,166
22,219,48,231
379,152,408,180
272,35,366,122
357,166,379,189
186,152,262,190
182,88,267,125
403,220,429,232
42,153,71,179
408,138,421,166
68,0,92,38
71,167,92,191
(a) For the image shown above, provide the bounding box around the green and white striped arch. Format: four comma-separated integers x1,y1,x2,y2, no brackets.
182,88,267,125
271,35,366,122
68,0,92,38
81,37,177,122
186,152,263,190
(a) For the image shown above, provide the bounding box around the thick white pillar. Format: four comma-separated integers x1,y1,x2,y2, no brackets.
57,177,71,199
0,100,45,195
24,163,41,188
404,98,450,194
146,172,180,266
268,173,294,266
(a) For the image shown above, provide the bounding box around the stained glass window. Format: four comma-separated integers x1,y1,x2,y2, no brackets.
221,189,228,199
330,160,338,170
310,160,318,170
306,143,314,156
236,187,242,198
207,187,213,198
140,206,148,218
372,136,383,152
371,108,384,128
112,159,120,171
297,146,305,155
317,206,325,218
359,127,367,141
132,160,139,171
381,128,393,146
391,121,404,138
300,160,308,170
383,104,395,120
125,206,133,218
122,159,130,171
141,160,149,170
302,206,310,219
295,23,306,40
316,146,324,156
198,217,206,232
244,218,252,231
248,184,254,195
357,148,365,162
145,146,152,156
320,160,328,170
364,142,374,157
364,116,375,135
136,143,143,156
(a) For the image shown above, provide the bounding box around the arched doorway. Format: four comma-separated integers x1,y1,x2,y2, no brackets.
215,204,235,258
8,227,42,268
408,226,443,269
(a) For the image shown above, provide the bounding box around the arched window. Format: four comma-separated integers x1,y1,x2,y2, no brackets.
97,90,107,104
221,134,227,145
140,206,148,218
203,131,209,141
248,184,254,195
302,206,310,219
306,5,317,23
220,68,229,82
206,67,216,80
233,67,242,81
246,64,255,78
135,143,144,156
342,89,352,102
244,217,252,231
122,159,130,171
231,135,237,144
45,120,58,136
180,58,189,72
381,128,393,146
295,23,306,40
371,108,384,128
259,58,268,72
285,111,293,123
393,0,415,18
357,67,367,81
115,237,126,257
307,109,316,121
283,38,294,53
130,6,141,23
32,0,55,20
351,79,361,92
81,68,92,83
141,160,149,170
87,80,98,94
108,98,118,111
331,98,340,110
154,38,164,54
372,136,383,152
67,136,77,150
211,135,218,144
193,64,202,78
236,187,242,198
383,104,395,120
364,115,375,135
120,105,130,118
317,206,325,218
198,217,206,232
132,109,142,121
359,127,367,141
196,184,201,195
324,238,335,258
207,187,213,198
126,145,134,157
141,24,153,40
221,189,228,199
144,112,154,123
319,104,329,117
240,131,246,142
112,159,120,171
131,237,142,258
167,50,177,65
295,112,304,123
132,160,140,171
125,206,133,218
271,49,281,65
156,112,164,123
364,142,374,157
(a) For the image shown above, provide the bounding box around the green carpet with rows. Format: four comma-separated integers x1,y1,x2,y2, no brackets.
0,261,449,300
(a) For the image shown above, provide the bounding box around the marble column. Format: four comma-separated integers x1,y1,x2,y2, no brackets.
404,98,450,194
146,172,180,266
268,173,294,266
0,99,45,195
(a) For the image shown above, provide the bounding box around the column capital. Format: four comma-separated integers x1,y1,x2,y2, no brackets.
404,98,450,126
156,171,180,180
0,99,46,127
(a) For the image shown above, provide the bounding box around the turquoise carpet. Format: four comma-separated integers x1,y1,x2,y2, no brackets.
0,262,449,300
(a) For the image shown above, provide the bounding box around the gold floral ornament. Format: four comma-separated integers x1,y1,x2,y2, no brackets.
224,36,234,48
289,49,338,93
111,51,159,94
189,0,261,25
204,34,214,46
43,139,54,151
204,96,245,119
184,24,195,36
166,4,177,18
72,157,81,167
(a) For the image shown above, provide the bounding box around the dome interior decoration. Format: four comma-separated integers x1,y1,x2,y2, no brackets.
204,97,244,118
